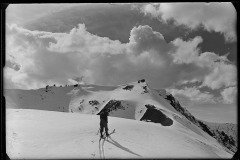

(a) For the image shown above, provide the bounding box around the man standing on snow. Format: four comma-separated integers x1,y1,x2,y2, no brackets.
100,109,109,138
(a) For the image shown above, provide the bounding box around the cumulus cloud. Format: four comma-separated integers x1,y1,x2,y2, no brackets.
127,25,174,66
5,24,83,88
171,36,202,64
4,23,237,106
201,61,237,90
167,87,217,106
48,24,125,55
5,59,21,71
4,67,29,89
221,86,237,104
4,24,175,89
142,2,236,42
170,36,237,90
128,25,171,53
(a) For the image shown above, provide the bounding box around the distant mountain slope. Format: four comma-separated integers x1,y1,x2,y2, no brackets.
4,79,237,154
203,121,237,153
155,89,238,153
5,86,73,112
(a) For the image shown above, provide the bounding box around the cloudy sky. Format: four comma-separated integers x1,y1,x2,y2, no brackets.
5,3,237,123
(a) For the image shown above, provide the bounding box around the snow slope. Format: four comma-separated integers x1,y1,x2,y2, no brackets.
5,80,236,157
4,86,73,112
68,80,181,118
67,80,235,154
4,84,118,112
6,109,232,159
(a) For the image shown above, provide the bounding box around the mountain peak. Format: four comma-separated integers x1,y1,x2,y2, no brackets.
5,80,237,155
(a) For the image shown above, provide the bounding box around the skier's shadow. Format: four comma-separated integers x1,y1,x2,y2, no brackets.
107,136,142,158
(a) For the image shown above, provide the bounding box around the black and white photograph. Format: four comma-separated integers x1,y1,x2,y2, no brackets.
4,3,237,159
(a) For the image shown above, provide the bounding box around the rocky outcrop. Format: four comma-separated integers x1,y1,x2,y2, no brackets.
157,89,238,153
141,86,149,94
89,100,100,106
122,85,134,91
140,104,173,126
138,79,145,83
204,122,237,153
98,100,124,115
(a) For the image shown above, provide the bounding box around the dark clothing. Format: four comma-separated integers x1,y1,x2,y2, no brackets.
100,119,108,136
100,111,109,136
100,111,108,123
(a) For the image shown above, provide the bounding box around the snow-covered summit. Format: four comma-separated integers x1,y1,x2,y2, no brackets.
5,79,237,158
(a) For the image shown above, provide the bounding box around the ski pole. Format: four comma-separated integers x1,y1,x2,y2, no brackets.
96,128,100,135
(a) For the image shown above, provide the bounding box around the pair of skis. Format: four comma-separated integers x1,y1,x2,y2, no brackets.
98,129,115,159
97,129,115,141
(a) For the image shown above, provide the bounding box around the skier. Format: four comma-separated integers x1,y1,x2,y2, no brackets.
99,109,109,138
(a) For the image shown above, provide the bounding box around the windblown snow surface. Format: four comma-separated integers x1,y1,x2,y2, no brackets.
5,80,234,158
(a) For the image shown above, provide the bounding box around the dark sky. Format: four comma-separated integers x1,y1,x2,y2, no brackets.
22,4,236,63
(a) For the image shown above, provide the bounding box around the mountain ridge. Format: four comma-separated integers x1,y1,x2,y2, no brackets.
4,79,237,154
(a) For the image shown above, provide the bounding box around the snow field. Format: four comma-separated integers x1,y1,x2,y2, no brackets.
5,81,234,158
6,109,232,159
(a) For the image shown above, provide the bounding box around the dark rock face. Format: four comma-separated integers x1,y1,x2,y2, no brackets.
89,100,100,106
165,94,198,124
198,121,214,137
141,86,149,94
97,100,124,115
106,100,124,112
161,91,237,153
138,79,145,83
140,104,173,126
122,85,134,91
204,122,238,153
